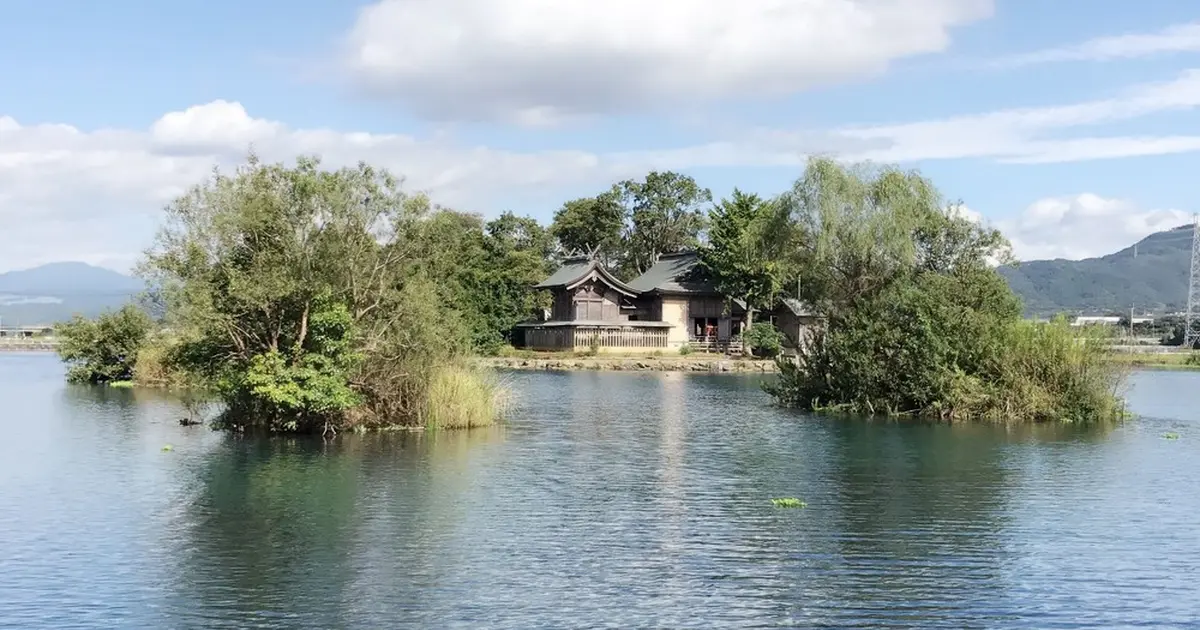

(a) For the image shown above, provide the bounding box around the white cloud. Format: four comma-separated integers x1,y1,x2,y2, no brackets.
343,0,992,124
999,22,1200,67
0,100,829,272
837,69,1200,163
998,193,1192,261
950,203,985,224
7,69,1200,271
150,100,283,151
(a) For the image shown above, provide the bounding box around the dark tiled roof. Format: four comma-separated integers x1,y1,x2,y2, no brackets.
533,257,593,289
626,252,718,295
532,257,639,296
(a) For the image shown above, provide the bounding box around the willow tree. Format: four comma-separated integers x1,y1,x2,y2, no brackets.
765,158,1124,423
139,154,484,433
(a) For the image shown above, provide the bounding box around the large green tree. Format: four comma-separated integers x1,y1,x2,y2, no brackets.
479,212,555,347
548,171,711,277
56,304,152,384
774,159,1011,313
618,171,711,276
765,158,1123,423
549,192,626,268
140,155,473,433
409,210,553,353
698,188,785,326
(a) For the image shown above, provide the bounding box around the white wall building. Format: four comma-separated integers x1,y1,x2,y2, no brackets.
1071,316,1122,327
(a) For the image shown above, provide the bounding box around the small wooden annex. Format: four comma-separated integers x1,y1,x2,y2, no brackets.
518,251,814,354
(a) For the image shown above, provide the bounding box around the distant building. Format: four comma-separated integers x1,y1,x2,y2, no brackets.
518,252,819,353
1071,316,1122,327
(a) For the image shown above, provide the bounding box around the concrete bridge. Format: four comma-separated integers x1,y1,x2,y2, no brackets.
0,325,57,351
0,324,54,338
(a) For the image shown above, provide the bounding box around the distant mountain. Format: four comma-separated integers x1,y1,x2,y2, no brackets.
1,236,1191,325
1000,225,1194,315
0,262,144,325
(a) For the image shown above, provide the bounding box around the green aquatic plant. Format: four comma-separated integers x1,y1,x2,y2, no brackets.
161,444,174,452
771,497,806,508
1163,432,1181,440
108,381,135,389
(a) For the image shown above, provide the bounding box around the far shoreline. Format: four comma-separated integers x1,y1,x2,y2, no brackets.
477,355,780,373
11,345,1200,373
0,344,58,353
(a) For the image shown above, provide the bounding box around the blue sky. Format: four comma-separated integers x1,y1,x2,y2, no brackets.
2,0,1200,271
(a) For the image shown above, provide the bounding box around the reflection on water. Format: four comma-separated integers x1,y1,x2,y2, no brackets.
1,355,1199,628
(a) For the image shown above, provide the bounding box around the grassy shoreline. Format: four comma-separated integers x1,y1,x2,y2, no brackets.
484,348,1200,374
478,354,779,373
15,346,1197,372
1102,350,1200,371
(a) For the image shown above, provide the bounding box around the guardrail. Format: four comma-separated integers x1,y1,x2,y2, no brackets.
0,338,58,351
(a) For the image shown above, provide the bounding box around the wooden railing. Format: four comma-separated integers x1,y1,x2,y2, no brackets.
524,325,669,351
575,326,669,350
688,335,744,355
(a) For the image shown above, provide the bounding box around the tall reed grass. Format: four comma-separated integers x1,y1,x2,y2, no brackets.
937,318,1127,424
770,316,1127,425
422,365,510,430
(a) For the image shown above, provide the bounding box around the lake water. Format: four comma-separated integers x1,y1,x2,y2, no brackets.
2,353,1199,628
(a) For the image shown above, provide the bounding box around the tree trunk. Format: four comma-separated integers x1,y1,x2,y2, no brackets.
745,300,755,357
294,300,311,362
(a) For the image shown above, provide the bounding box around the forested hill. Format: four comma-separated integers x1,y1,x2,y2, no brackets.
3,227,1195,322
1000,225,1194,315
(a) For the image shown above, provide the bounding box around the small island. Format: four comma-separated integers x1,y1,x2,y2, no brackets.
55,155,1125,431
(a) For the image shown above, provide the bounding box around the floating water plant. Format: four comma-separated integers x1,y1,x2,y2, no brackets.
108,381,135,389
771,498,806,508
1163,432,1181,440
161,444,174,452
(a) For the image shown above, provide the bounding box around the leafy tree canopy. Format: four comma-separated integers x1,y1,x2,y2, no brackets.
764,158,1122,423
56,304,152,384
698,188,786,319
549,192,626,267
549,171,711,278
137,154,511,432
619,171,711,276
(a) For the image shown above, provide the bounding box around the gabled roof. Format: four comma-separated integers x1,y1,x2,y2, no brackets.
533,257,639,297
626,251,719,295
779,297,817,317
533,256,593,288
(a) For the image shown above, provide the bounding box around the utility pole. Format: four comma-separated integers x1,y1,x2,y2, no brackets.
1123,301,1132,345
1186,215,1200,348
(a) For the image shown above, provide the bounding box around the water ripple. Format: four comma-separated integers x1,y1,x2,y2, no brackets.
1,359,1199,628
